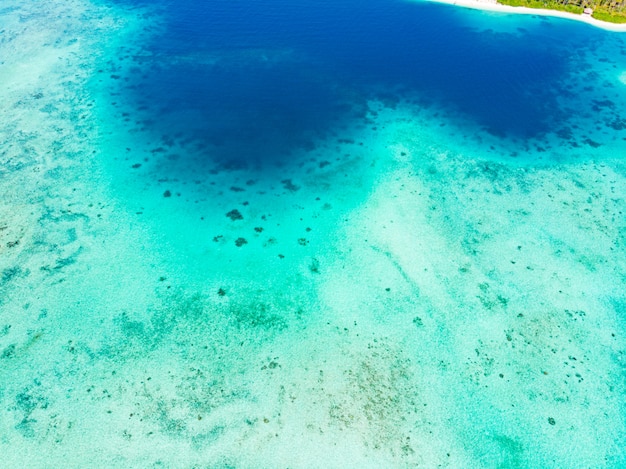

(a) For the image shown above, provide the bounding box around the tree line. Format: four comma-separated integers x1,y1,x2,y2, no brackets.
498,0,626,22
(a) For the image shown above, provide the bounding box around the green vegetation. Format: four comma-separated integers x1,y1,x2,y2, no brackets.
592,7,626,22
498,0,583,14
497,0,626,23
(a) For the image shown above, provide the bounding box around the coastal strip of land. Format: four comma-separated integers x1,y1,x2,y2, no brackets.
424,0,626,31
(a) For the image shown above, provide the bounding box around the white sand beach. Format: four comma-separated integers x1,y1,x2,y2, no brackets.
425,0,626,31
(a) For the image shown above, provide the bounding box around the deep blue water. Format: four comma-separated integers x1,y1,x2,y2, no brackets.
104,0,625,169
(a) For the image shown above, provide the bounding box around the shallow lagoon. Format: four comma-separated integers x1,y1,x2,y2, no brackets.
1,0,626,467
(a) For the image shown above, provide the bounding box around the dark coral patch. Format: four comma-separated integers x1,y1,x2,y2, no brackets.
226,209,243,221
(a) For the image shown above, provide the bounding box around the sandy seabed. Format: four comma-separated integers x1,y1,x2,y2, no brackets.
1,0,625,467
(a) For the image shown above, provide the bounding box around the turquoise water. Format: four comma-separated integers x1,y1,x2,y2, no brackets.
1,0,626,466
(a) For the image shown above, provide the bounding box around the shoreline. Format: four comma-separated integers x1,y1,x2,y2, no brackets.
425,0,626,32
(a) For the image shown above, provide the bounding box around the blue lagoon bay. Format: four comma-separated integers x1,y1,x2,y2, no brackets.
1,0,626,466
